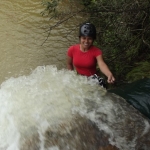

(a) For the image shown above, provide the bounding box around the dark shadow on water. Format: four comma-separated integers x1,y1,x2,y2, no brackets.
108,78,150,119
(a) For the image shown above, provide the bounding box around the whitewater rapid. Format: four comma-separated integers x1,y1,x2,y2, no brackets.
0,65,149,150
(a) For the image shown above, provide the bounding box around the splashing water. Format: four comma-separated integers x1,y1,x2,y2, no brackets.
0,65,99,149
0,65,149,150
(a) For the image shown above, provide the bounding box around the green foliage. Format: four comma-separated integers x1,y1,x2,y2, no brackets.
82,0,150,84
126,61,150,82
41,0,150,84
41,0,60,17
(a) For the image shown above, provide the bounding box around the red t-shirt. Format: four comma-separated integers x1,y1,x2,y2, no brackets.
67,44,102,76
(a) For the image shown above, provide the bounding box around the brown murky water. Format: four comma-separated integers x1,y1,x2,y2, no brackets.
0,0,83,84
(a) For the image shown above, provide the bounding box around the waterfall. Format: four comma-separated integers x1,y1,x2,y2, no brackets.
0,65,149,150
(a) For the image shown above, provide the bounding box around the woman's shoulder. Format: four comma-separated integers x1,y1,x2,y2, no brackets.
90,45,102,55
68,44,79,51
91,45,102,52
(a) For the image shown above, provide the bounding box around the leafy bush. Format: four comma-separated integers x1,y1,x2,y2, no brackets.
41,0,150,85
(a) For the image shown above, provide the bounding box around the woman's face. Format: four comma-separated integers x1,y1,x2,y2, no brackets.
80,36,94,50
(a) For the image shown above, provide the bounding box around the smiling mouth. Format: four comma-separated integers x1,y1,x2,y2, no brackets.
84,44,89,46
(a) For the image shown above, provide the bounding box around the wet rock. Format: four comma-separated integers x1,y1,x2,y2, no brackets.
0,66,150,150
21,116,118,150
21,92,150,150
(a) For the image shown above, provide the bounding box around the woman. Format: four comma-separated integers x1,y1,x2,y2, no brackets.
67,22,115,87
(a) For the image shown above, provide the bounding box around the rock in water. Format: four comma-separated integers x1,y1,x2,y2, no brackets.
0,65,149,150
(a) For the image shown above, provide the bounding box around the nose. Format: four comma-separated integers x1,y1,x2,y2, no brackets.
85,38,89,43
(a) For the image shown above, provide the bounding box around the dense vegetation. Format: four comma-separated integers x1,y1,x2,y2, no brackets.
41,0,150,86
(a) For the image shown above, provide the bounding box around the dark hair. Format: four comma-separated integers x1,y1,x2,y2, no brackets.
79,22,96,39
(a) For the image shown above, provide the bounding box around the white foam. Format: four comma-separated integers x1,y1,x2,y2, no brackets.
0,65,94,149
142,120,150,135
0,65,149,150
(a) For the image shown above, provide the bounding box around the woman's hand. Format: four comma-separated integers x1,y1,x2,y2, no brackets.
107,74,115,84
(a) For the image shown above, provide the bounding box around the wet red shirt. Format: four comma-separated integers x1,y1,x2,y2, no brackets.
67,44,102,76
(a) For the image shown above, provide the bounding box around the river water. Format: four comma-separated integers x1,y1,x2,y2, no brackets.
0,1,150,150
0,65,150,150
109,78,150,119
0,0,82,84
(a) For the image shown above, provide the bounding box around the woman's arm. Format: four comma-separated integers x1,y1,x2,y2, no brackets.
67,56,74,70
96,55,115,83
